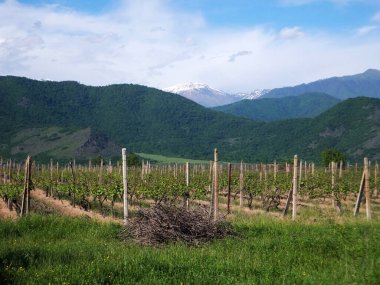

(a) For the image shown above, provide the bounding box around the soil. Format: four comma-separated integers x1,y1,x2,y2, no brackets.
30,189,123,224
0,199,18,220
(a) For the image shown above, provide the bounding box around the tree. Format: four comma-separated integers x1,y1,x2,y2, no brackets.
321,149,346,167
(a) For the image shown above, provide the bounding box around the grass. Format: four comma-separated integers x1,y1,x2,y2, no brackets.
137,153,208,164
9,126,90,158
0,214,379,284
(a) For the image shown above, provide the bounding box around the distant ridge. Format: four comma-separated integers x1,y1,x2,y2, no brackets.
262,69,380,100
214,93,341,121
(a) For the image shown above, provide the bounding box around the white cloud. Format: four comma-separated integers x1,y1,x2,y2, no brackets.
279,26,305,39
0,0,379,92
356,25,379,36
372,11,380,21
228,51,252,62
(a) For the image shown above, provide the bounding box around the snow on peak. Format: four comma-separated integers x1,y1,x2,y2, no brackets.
164,82,226,95
163,82,270,107
235,89,271,100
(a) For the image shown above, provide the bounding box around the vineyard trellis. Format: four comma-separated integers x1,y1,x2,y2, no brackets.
0,150,378,221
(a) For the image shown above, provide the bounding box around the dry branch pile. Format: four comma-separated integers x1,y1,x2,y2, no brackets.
121,204,234,246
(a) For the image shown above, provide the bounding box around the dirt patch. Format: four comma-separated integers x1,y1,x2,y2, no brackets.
0,199,18,220
30,189,123,224
319,126,345,138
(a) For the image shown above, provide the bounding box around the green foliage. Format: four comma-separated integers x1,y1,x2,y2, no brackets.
127,153,141,166
321,149,347,167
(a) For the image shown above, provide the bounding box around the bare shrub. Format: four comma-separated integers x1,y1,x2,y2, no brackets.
121,204,234,246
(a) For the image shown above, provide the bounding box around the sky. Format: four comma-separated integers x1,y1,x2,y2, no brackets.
0,0,380,92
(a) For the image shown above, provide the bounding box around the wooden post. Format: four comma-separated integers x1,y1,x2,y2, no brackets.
99,158,103,185
374,161,378,197
239,160,244,208
49,158,53,197
108,159,112,174
185,162,189,186
0,157,2,185
21,156,32,217
213,148,219,221
311,163,315,176
8,159,12,183
274,160,277,181
331,161,336,208
227,162,232,214
354,172,365,216
122,148,128,224
184,162,190,209
339,160,343,178
69,160,76,208
292,155,298,221
364,157,371,220
56,162,59,183
304,161,307,180
209,160,212,181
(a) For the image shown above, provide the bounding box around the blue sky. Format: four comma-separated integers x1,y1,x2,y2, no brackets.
1,0,380,91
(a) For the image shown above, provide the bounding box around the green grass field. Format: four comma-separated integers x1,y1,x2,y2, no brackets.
1,214,379,285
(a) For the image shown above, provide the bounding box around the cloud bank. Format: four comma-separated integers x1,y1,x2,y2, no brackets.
0,0,379,92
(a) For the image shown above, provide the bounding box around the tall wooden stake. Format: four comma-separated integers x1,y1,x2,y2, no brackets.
21,156,32,217
292,155,298,221
239,160,244,208
364,157,371,220
354,171,365,217
331,161,336,208
69,160,76,208
374,161,378,197
122,148,128,224
184,162,190,209
227,162,232,214
213,148,219,221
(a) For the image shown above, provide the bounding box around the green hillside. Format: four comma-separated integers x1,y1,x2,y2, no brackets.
214,93,340,121
0,76,379,162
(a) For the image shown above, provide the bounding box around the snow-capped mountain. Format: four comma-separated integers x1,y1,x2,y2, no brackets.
235,89,271,100
163,83,269,107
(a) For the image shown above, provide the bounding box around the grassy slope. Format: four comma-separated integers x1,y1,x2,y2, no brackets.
214,93,341,121
0,215,379,284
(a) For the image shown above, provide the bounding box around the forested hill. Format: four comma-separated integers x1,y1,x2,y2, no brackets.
0,76,379,162
214,93,341,121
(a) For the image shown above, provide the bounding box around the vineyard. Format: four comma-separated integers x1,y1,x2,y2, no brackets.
0,150,379,222
1,151,380,284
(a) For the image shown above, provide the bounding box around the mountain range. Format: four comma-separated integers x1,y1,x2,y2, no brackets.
0,75,379,163
163,69,380,119
262,69,380,100
164,83,269,107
